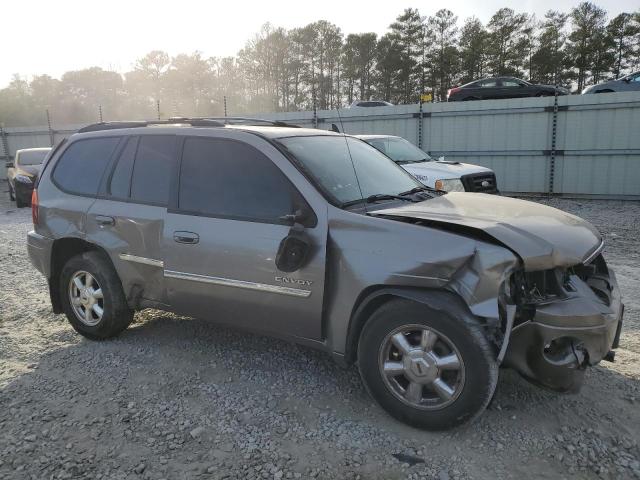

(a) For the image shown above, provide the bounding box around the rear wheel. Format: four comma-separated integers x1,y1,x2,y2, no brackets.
358,298,498,430
60,251,133,340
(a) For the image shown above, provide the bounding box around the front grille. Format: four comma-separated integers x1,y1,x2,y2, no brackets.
461,172,498,193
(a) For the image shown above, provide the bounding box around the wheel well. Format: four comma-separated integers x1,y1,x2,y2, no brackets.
49,238,112,314
344,287,475,365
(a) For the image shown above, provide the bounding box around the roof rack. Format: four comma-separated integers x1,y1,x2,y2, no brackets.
198,117,300,128
77,118,226,133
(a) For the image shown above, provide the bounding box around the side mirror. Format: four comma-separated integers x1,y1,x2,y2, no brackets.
5,162,14,168
623,77,631,83
330,123,340,133
276,226,311,272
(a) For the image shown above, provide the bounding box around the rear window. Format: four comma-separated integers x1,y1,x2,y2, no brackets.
52,138,120,196
129,135,176,205
18,150,49,166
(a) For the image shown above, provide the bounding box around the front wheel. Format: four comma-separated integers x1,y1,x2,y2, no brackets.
358,298,498,430
60,251,133,340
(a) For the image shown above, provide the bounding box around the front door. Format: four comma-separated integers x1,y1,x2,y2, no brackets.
163,135,327,341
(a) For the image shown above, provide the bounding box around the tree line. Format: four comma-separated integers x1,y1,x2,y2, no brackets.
1,2,639,127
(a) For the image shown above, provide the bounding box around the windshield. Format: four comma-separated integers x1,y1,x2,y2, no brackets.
18,150,48,166
365,137,432,163
278,136,423,206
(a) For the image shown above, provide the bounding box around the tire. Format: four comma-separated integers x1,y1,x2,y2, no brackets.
15,195,27,208
357,297,498,430
462,96,479,101
59,251,133,340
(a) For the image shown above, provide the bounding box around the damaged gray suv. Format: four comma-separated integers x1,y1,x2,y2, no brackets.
27,118,624,430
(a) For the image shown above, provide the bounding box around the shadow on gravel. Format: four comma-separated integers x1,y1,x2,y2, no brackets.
2,310,640,478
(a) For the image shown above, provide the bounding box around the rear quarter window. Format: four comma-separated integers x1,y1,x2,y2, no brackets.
52,137,121,196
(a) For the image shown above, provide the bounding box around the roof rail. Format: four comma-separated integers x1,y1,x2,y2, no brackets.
197,117,300,128
77,118,225,133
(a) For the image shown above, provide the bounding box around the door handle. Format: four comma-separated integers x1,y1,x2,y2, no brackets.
95,215,115,226
174,231,199,244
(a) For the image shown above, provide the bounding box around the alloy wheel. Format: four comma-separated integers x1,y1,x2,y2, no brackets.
378,324,465,410
68,271,104,326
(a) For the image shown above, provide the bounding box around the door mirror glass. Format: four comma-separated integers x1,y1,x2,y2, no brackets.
276,227,311,272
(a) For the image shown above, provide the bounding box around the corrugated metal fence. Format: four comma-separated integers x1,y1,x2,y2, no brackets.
2,92,639,198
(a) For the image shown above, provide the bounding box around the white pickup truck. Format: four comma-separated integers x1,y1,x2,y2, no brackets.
356,135,498,193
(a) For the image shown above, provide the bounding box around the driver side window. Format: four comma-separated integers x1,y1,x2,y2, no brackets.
178,137,300,225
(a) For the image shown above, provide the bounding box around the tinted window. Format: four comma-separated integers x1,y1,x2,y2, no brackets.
130,135,176,205
179,138,295,222
478,79,498,88
501,79,520,87
53,138,120,195
18,150,49,166
109,137,138,198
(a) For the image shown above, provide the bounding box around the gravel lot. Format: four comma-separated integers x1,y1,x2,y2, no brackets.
1,185,639,480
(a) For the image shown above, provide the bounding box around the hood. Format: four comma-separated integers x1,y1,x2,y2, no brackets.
402,160,492,179
370,193,602,271
18,165,41,176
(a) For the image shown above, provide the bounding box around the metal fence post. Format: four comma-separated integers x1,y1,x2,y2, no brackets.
313,101,318,129
46,109,54,146
224,96,228,118
417,101,424,149
99,105,103,123
156,100,161,120
548,89,559,194
0,124,10,163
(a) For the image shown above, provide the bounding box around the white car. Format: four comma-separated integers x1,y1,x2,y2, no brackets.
356,135,498,193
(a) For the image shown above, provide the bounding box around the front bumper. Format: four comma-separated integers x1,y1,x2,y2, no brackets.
503,267,623,392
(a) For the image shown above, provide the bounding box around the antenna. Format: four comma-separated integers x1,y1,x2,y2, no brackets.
335,106,367,213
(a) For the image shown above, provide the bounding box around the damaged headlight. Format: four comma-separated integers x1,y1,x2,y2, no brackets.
510,268,567,305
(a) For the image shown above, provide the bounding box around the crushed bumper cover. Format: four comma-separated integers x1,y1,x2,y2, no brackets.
503,269,623,392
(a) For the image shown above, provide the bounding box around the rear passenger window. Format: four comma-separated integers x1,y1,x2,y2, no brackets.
53,138,120,196
109,137,138,198
178,138,294,223
130,135,176,205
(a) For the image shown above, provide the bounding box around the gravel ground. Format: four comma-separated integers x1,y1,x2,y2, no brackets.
1,185,639,480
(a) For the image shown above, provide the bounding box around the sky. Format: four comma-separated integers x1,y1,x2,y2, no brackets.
2,0,637,88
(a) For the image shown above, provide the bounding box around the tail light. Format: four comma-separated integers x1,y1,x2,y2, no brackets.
31,189,39,225
447,87,461,98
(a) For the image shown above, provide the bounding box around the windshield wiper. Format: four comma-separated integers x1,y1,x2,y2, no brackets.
340,193,415,208
366,194,414,203
399,185,439,195
400,158,431,164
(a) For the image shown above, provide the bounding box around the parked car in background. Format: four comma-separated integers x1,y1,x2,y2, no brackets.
582,71,640,94
6,147,51,207
349,100,394,108
356,135,498,193
447,77,569,101
27,119,623,430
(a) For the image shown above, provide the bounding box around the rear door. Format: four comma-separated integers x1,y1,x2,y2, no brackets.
85,134,177,306
474,79,499,99
163,131,328,341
